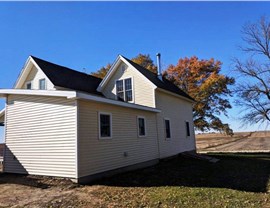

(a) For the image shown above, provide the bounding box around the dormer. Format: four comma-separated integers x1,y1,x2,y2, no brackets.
97,56,157,108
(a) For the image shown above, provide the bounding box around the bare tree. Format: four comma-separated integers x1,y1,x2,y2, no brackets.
234,16,270,125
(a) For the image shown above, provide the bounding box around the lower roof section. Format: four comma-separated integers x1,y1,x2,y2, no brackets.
0,89,161,113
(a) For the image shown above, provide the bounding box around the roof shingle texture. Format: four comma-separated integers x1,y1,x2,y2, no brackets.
31,56,102,95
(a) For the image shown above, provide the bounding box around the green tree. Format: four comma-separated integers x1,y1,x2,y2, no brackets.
164,56,235,135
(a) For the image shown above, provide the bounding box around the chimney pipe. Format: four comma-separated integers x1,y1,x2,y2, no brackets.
156,53,163,81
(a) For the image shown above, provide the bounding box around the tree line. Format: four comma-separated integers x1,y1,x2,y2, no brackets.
91,16,270,135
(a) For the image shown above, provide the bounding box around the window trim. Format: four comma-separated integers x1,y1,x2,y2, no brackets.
137,116,147,137
25,81,32,90
39,78,46,90
98,112,112,139
164,118,171,139
114,76,134,103
185,120,191,137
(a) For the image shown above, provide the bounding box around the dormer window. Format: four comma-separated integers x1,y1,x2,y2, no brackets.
116,78,133,102
39,79,46,90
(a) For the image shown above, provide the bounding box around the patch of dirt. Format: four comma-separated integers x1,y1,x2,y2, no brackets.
0,173,101,208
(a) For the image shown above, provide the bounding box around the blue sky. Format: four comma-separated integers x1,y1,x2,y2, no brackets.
0,2,270,142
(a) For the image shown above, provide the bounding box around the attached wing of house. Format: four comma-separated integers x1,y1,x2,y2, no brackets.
0,54,196,183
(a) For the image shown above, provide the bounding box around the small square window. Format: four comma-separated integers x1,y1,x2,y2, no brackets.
165,119,171,139
26,82,32,89
39,79,46,90
138,117,146,137
99,113,112,139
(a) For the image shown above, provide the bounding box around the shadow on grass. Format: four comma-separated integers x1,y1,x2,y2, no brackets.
92,153,270,193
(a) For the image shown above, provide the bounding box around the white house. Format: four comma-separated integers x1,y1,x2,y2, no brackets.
0,54,196,183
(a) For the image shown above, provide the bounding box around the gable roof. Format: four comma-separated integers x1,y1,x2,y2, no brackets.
31,56,103,96
121,56,194,101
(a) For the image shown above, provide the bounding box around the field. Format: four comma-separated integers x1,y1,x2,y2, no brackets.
0,153,269,208
196,131,270,153
0,132,269,207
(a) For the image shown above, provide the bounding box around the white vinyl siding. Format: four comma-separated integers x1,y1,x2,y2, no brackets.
155,90,196,158
102,62,156,108
22,65,54,90
4,95,77,178
78,100,159,178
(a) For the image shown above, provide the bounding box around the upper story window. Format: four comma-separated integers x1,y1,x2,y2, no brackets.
26,82,32,90
39,79,46,90
116,78,133,102
164,119,171,139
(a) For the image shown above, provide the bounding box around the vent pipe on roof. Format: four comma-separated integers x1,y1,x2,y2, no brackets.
156,53,163,81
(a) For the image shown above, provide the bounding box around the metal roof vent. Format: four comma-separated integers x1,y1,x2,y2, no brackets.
156,53,163,81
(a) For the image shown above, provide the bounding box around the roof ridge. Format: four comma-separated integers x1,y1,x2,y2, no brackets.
30,55,102,81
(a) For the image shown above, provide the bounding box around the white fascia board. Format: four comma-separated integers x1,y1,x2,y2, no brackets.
0,89,161,112
0,89,77,99
97,55,121,92
157,88,195,104
14,56,32,89
14,56,55,90
119,55,156,89
0,108,5,117
76,92,161,113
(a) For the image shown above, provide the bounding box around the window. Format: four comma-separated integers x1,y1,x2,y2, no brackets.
116,80,124,101
116,78,133,102
39,79,46,90
186,121,190,137
99,112,112,139
137,116,146,137
26,82,32,89
164,119,171,139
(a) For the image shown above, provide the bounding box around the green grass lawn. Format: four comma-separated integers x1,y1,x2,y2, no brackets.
90,153,270,208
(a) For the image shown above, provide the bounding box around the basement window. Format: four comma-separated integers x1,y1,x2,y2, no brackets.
116,78,133,102
137,116,146,137
164,119,171,139
99,112,112,139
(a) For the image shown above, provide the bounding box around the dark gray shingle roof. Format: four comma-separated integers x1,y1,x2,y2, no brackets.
31,56,102,96
121,56,194,101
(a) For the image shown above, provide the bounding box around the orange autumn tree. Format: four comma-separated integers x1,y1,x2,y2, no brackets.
164,56,235,135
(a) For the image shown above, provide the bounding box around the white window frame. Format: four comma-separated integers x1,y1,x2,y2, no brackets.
39,78,46,90
137,116,147,137
164,118,171,139
115,76,134,103
25,81,32,90
185,120,191,137
98,112,112,139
